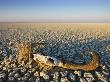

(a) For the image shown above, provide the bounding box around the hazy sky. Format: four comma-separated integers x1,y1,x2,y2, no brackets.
0,0,110,22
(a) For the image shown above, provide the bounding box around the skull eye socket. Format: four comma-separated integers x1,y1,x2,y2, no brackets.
47,58,54,64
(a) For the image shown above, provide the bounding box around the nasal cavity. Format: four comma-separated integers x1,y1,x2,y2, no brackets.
48,58,54,64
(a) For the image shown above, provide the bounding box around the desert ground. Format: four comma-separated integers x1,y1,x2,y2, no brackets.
0,23,110,82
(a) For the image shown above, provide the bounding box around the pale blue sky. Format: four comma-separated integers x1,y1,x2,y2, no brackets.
0,0,110,22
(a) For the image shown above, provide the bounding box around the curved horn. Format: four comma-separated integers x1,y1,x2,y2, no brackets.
60,50,100,71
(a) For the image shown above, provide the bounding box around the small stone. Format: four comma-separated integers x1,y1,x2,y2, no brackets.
51,79,59,82
105,62,110,68
0,73,6,79
28,69,33,74
95,71,107,82
74,71,81,76
102,65,107,69
12,70,16,74
22,76,28,82
11,63,17,68
43,74,49,80
14,68,20,73
102,70,109,76
17,78,22,82
3,67,7,71
84,73,93,78
40,71,46,77
34,71,39,77
60,77,69,82
8,69,13,73
68,73,75,81
60,71,68,78
25,72,30,77
40,71,50,81
31,68,36,73
8,72,15,77
85,78,94,82
20,68,27,74
28,77,36,82
80,78,87,82
14,73,20,78
7,77,15,82
52,72,59,80
35,77,40,82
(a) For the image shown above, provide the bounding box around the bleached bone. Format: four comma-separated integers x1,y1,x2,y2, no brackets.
33,50,100,71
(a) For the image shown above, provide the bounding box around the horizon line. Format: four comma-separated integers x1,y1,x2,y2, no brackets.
0,21,110,23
